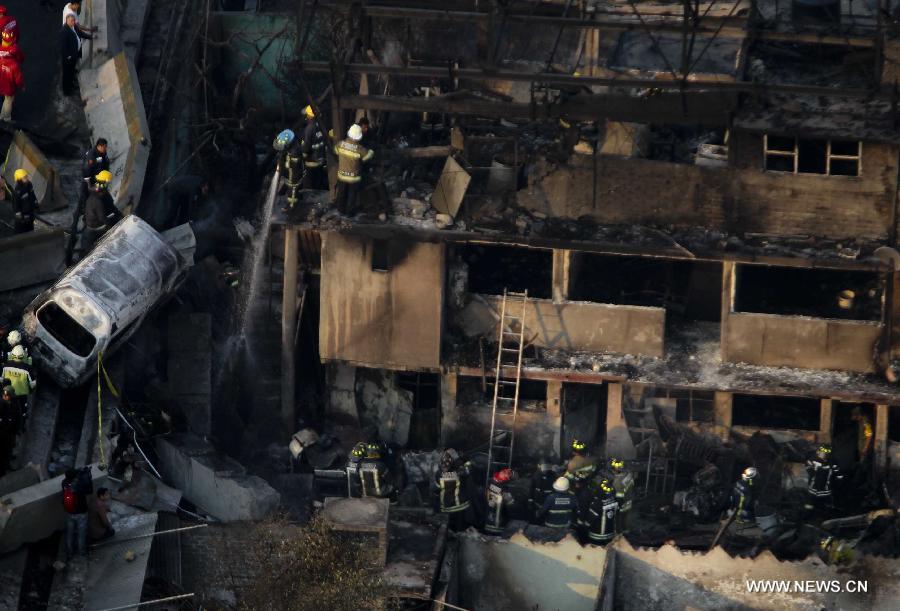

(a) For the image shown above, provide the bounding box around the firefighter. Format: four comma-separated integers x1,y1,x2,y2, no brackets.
68,139,110,264
434,448,474,531
333,124,374,216
529,458,557,520
537,476,577,529
81,170,122,254
806,443,842,509
729,467,757,525
565,438,597,484
11,169,37,233
345,442,366,498
359,441,393,499
1,345,34,422
585,479,619,545
300,105,327,190
610,458,635,532
485,468,516,535
276,128,302,210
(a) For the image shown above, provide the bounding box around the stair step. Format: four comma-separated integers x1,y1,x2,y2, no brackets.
629,427,658,434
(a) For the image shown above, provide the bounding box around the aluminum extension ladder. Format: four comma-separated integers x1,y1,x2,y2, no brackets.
485,289,528,488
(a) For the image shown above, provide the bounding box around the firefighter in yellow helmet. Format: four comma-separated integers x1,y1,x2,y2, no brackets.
81,170,122,255
10,168,37,233
565,438,597,483
300,104,327,190
609,458,634,532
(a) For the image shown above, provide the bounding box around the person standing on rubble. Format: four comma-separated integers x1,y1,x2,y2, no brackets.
300,105,327,190
434,448,474,531
334,124,374,216
610,458,635,532
728,467,757,525
485,468,517,535
359,441,393,499
82,170,122,254
62,467,93,560
805,443,842,510
59,13,91,96
10,169,37,233
537,476,577,529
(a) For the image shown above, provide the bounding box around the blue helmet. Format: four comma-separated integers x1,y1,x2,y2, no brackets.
273,129,296,151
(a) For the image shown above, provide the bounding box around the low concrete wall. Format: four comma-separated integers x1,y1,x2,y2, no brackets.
0,464,106,554
2,131,68,211
0,229,66,291
78,52,151,213
481,295,665,358
723,312,881,373
155,433,280,522
457,532,607,611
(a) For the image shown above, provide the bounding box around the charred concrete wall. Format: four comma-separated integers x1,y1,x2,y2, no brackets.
479,295,665,358
519,135,899,241
723,313,881,373
456,533,606,611
319,232,444,371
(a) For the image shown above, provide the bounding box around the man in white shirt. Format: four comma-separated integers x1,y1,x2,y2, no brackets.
62,2,96,37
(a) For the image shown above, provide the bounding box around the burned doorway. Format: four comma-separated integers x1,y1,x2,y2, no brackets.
833,402,876,469
397,372,441,450
561,383,607,458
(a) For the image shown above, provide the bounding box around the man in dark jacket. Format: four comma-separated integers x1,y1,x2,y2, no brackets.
59,14,91,96
63,467,93,559
82,170,122,254
10,168,37,233
0,381,16,474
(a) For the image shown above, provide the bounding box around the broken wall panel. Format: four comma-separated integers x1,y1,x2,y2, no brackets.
519,135,899,240
319,231,444,370
479,295,665,358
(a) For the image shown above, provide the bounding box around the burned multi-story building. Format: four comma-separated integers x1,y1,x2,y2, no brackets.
269,0,900,486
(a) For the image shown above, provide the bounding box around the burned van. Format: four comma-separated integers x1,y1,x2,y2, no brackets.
22,216,192,387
